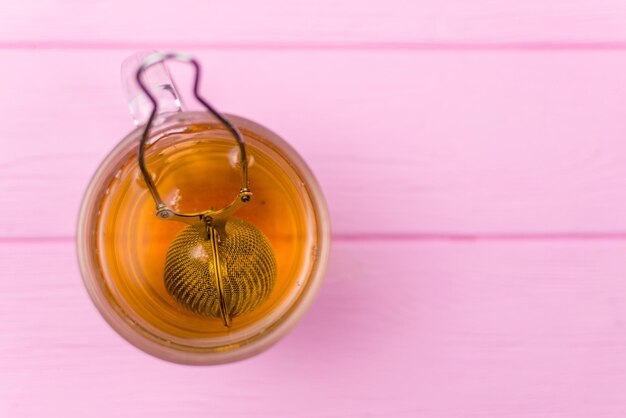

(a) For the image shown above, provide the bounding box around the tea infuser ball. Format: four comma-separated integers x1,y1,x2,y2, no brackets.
164,220,277,324
136,53,277,327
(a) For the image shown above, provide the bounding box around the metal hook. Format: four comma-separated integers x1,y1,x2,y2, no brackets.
135,52,251,226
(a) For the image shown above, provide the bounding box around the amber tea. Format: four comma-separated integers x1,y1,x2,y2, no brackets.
79,53,329,364
93,121,320,343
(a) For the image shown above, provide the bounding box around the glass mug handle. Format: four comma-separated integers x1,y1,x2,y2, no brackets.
120,51,185,126
119,52,252,223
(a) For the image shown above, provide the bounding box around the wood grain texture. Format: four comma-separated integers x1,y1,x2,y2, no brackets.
2,240,626,417
4,0,626,45
4,49,626,237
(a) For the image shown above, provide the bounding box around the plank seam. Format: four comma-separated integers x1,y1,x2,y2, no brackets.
5,233,626,244
6,41,626,51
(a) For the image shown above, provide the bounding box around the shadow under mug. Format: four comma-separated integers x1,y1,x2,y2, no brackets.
77,53,330,364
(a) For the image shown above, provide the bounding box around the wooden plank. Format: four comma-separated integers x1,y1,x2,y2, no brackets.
2,240,626,416
4,49,626,237
4,1,626,45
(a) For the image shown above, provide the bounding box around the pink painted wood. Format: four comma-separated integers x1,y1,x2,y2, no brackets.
3,240,626,417
3,1,626,417
4,0,626,45
4,50,626,237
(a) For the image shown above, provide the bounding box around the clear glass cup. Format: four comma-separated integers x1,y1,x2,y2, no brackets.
77,53,330,364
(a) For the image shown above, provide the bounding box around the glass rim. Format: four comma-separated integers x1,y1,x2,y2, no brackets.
76,111,331,364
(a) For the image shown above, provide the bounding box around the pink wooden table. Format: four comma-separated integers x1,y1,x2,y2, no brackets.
3,1,626,417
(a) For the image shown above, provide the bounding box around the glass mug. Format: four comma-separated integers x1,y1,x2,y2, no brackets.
77,52,330,364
